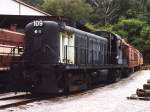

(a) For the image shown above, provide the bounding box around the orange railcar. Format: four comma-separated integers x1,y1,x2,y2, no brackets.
0,29,24,71
122,40,143,69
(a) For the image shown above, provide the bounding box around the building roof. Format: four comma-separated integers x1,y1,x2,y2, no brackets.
13,0,51,16
0,15,91,33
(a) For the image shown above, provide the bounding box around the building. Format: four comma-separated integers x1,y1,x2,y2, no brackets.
0,0,50,16
0,0,88,33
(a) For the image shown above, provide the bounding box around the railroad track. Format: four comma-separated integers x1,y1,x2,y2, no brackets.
0,93,51,109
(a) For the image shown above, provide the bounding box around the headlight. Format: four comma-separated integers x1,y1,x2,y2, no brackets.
34,29,42,34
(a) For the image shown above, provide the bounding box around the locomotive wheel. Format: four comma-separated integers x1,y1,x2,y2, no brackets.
122,69,130,78
107,70,121,83
63,71,88,94
114,70,122,82
87,73,92,88
63,73,70,94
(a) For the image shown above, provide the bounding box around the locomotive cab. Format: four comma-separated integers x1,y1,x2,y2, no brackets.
94,31,123,65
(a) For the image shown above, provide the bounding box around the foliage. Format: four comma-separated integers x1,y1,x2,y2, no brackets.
85,23,96,31
140,25,150,49
21,0,44,6
92,0,120,25
112,18,150,52
89,0,130,25
85,23,112,32
42,0,93,23
113,19,144,37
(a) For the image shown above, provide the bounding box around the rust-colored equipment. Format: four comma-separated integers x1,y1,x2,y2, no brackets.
0,29,24,71
122,40,143,69
0,28,24,91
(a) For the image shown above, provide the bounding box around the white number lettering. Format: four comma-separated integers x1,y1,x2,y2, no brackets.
33,20,43,27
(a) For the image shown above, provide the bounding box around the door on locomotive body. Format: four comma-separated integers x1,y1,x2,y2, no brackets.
80,35,88,65
98,40,105,65
59,31,75,64
115,36,123,65
93,38,101,65
88,37,93,65
109,33,118,64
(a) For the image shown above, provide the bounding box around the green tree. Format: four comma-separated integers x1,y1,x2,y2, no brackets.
112,18,150,52
42,0,93,23
90,0,120,25
130,0,150,12
88,0,130,25
140,25,150,49
125,0,150,18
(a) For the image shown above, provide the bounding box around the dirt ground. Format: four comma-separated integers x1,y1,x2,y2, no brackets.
2,70,150,112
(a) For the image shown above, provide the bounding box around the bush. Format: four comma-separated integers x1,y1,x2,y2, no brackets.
113,19,145,38
85,23,112,32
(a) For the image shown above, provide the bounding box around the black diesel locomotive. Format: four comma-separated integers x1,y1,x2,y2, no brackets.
9,20,139,94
